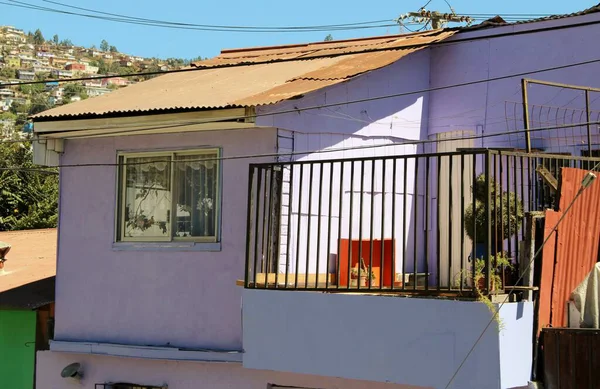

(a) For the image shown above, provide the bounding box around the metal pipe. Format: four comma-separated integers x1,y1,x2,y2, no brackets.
294,165,304,289
284,164,294,288
523,78,600,93
522,78,532,152
336,162,344,290
326,162,334,289
245,165,255,288
305,163,314,289
586,90,593,163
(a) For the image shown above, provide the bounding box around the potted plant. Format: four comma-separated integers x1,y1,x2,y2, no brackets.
473,252,514,291
464,174,524,260
350,258,376,287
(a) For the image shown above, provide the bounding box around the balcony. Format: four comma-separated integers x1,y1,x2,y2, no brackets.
244,149,595,294
240,149,597,388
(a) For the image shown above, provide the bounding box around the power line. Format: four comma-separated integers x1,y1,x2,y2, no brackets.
443,160,600,389
3,15,600,89
1,0,400,33
41,0,395,30
11,119,600,172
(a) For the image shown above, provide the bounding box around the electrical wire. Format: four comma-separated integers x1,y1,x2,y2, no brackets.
27,56,600,131
41,0,394,31
1,0,399,33
443,161,600,389
3,15,600,89
10,119,600,172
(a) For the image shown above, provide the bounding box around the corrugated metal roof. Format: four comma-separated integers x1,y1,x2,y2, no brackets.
0,228,57,294
467,3,600,30
32,30,455,120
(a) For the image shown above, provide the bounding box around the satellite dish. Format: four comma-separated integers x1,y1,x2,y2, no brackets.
61,362,83,380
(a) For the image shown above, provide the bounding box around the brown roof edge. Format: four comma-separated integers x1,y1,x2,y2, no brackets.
217,29,446,55
31,105,242,122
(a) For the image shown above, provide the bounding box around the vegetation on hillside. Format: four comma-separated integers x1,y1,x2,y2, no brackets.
0,136,58,231
0,24,206,230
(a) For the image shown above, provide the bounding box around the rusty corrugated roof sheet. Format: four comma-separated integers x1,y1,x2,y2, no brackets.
32,30,455,120
539,168,600,331
0,228,57,294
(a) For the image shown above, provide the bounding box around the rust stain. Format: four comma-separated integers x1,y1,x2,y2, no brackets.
33,30,455,120
539,168,600,331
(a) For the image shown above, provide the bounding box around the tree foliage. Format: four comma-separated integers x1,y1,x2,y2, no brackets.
0,67,16,79
324,34,333,41
0,137,58,231
33,29,45,45
100,39,109,52
63,83,88,102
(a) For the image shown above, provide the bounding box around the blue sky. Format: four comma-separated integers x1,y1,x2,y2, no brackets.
0,0,597,59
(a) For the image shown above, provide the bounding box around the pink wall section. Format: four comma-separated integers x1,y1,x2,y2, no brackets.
37,351,430,389
54,128,277,350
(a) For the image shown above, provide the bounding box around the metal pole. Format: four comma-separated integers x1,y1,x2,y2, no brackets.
586,90,592,160
522,78,532,153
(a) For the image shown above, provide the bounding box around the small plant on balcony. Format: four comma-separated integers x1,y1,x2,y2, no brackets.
350,257,376,287
464,174,524,257
455,252,514,330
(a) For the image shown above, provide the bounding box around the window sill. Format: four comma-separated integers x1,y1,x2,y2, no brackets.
112,241,221,252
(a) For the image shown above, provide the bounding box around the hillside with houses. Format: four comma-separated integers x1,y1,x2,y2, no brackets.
0,25,197,135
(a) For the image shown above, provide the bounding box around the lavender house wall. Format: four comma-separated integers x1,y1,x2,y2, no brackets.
428,13,600,153
54,128,277,350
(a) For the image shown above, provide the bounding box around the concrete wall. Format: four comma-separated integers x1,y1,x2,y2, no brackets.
36,351,431,389
243,289,534,389
0,310,37,389
54,128,277,350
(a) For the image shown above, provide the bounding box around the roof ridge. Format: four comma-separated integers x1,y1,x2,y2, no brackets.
216,29,442,56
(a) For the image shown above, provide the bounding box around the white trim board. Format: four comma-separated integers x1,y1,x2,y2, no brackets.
49,340,243,363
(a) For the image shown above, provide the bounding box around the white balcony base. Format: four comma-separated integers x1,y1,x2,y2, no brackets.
242,289,533,389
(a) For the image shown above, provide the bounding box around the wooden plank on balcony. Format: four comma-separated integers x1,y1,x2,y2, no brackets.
536,165,558,192
236,273,336,287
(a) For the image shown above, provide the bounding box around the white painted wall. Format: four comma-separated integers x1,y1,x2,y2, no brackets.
255,51,432,281
36,351,432,389
243,289,534,389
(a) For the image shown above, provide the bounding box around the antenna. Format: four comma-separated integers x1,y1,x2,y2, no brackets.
397,8,473,30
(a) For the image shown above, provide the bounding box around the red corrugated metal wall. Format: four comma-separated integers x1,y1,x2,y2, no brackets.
539,168,600,330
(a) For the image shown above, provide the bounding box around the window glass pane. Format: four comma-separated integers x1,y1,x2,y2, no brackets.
174,153,218,239
123,156,171,239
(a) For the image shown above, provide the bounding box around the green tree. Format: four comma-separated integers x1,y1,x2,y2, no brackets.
53,34,59,45
63,83,88,103
28,95,51,115
19,82,45,95
100,39,109,52
59,39,73,47
0,137,58,231
0,67,16,79
109,45,118,52
33,29,45,45
324,34,333,41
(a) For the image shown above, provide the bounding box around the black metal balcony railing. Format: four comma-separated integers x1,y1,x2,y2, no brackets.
244,149,598,296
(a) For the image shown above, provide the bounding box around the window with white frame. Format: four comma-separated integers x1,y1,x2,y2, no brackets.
116,149,220,243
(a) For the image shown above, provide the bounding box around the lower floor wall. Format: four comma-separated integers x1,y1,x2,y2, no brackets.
36,351,431,389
